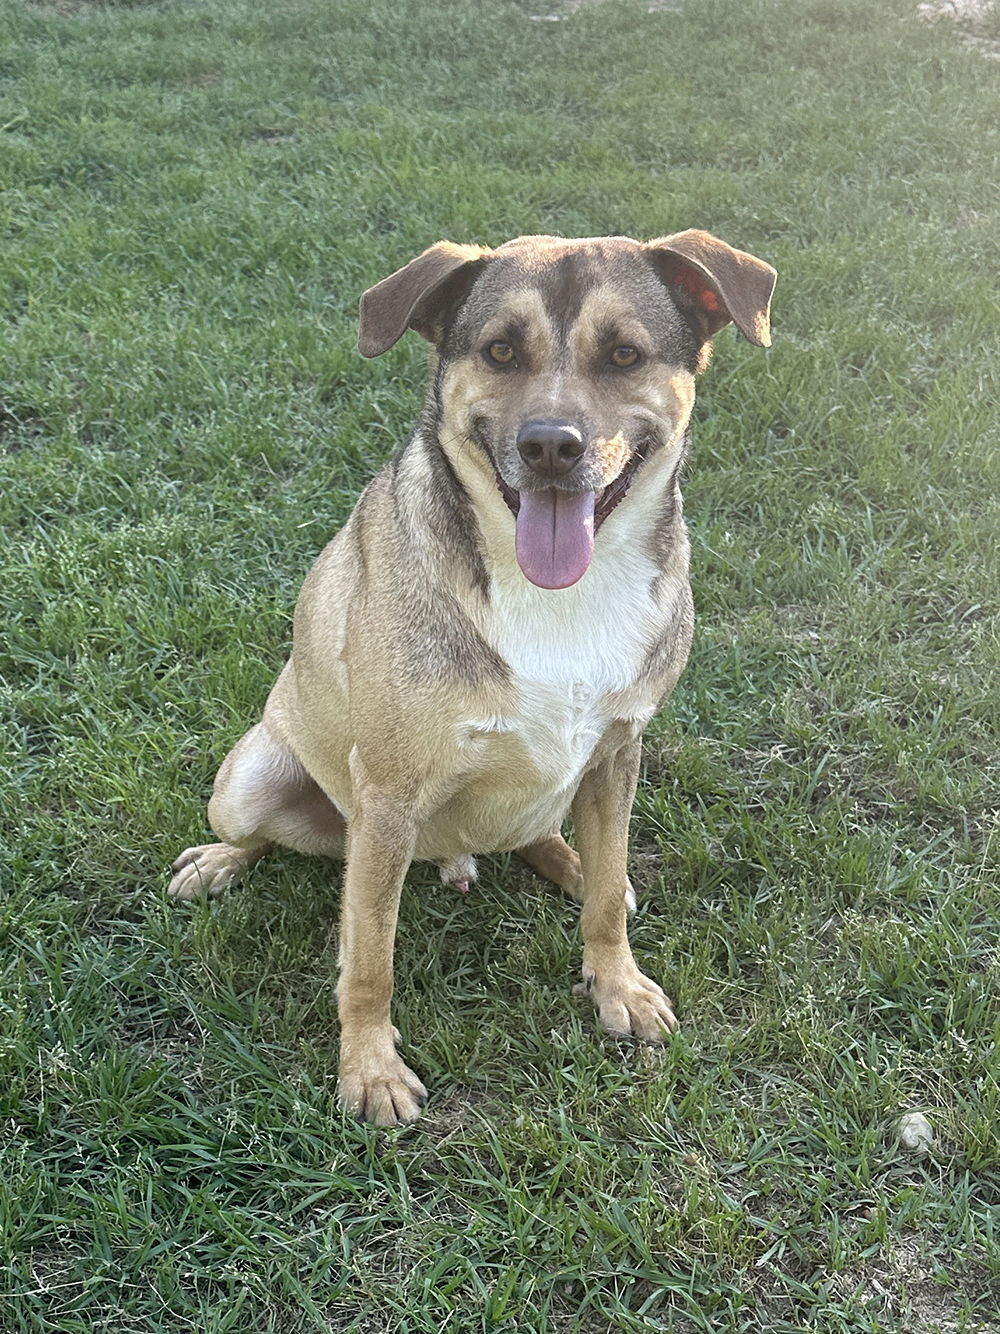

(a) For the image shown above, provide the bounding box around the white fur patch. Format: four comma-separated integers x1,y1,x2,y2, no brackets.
482,443,680,689
473,537,659,813
487,538,660,692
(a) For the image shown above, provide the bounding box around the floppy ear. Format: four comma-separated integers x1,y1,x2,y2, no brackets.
357,241,494,358
644,229,776,350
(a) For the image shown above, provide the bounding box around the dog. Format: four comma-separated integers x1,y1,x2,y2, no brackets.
168,231,776,1125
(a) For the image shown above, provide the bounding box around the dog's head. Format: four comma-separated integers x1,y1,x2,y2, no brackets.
358,232,775,589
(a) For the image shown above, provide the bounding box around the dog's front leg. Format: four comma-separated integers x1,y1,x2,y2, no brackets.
572,741,677,1042
335,770,427,1125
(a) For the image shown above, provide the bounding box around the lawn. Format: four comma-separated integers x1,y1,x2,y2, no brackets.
1,0,999,1329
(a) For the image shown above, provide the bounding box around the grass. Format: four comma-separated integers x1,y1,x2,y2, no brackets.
1,0,999,1328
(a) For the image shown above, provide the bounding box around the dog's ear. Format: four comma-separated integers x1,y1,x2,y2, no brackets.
644,230,776,351
358,241,494,358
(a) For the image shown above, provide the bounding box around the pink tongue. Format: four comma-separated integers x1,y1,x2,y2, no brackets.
514,489,596,589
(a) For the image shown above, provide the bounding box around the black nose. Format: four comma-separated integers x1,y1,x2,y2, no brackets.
515,420,585,478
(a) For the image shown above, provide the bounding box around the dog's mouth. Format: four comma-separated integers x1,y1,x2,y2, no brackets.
491,448,647,591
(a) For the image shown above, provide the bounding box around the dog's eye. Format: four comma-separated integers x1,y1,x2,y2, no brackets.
486,341,516,366
609,345,640,368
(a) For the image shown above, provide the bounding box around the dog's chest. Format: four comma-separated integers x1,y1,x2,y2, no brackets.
467,554,662,789
417,548,668,858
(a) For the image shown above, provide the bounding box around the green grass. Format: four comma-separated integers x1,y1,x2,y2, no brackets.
2,0,999,1328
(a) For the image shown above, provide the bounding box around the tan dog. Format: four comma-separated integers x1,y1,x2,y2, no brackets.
169,232,776,1125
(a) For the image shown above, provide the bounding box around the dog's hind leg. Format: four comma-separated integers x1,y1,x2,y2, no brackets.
517,834,636,913
168,721,346,900
168,841,269,901
518,834,584,899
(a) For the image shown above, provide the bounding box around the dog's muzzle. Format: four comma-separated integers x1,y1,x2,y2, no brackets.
489,433,649,591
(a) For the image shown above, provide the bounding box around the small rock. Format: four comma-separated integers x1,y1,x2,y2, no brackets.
896,1111,935,1154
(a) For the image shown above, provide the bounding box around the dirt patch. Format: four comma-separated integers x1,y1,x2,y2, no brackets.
531,0,1000,58
917,1,999,57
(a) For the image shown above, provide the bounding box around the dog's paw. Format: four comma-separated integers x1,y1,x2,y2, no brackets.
337,1051,428,1126
168,843,257,900
574,965,677,1043
439,854,478,894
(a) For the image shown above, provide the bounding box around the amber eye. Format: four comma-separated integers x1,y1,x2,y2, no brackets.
610,344,640,368
487,341,516,365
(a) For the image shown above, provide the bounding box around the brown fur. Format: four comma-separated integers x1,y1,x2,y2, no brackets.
169,231,776,1125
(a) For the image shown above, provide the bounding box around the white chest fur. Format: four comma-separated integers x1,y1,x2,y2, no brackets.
420,543,664,859
474,528,664,786
490,538,659,689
